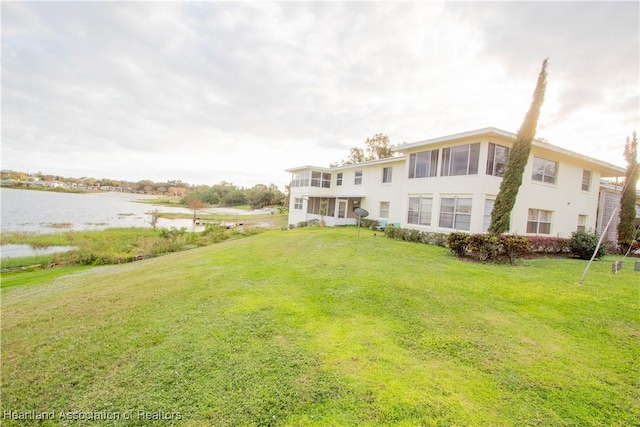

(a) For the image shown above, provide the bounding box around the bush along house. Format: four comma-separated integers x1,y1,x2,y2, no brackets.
286,127,631,243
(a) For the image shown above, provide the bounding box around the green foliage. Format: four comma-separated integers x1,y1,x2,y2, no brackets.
0,226,253,269
360,218,380,230
527,236,570,254
618,131,638,250
382,225,447,247
570,229,607,260
447,232,470,257
500,235,531,265
332,133,395,166
246,183,285,209
467,234,500,261
489,59,548,235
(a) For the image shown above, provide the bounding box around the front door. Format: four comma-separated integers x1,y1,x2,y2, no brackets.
336,199,348,225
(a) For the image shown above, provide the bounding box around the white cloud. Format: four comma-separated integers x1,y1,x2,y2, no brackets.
2,1,638,188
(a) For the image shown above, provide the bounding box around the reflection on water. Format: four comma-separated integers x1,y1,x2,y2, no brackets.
0,188,201,233
1,244,77,259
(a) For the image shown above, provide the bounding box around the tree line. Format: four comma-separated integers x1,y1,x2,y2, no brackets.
1,170,287,210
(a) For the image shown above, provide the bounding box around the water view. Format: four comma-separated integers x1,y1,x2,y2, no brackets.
1,187,195,234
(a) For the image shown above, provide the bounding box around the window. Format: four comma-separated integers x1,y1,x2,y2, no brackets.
527,209,552,234
311,171,331,188
379,201,390,218
486,143,510,177
532,157,557,184
294,197,303,210
577,214,587,232
439,197,472,230
336,172,343,186
408,150,438,178
407,196,433,226
354,171,363,185
291,171,310,187
441,143,480,176
581,170,591,191
382,167,393,183
483,199,495,232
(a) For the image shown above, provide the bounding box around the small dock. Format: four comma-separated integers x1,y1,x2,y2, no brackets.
194,219,242,229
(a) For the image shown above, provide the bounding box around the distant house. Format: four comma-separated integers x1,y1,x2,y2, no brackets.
287,127,635,243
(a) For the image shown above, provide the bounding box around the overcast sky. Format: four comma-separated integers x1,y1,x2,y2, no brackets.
2,1,638,188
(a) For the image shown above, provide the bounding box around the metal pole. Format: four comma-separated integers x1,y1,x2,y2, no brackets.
579,207,618,284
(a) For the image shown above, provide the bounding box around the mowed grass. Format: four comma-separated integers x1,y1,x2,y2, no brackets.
1,227,638,426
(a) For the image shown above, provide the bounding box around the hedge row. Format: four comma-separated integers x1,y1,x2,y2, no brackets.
383,225,448,247
384,225,608,264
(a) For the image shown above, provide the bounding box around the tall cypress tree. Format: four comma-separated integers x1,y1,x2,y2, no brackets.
617,131,638,250
489,59,549,235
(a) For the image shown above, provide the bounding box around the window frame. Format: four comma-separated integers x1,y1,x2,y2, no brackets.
532,157,558,185
577,214,587,232
527,208,553,234
486,143,510,177
482,198,495,232
438,197,472,230
336,172,343,186
407,196,433,226
294,197,303,210
408,149,439,179
581,170,591,192
311,171,331,188
441,143,481,177
291,171,310,187
382,167,393,184
354,170,363,185
379,201,390,219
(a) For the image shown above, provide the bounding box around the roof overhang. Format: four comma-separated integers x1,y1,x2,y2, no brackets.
393,126,625,177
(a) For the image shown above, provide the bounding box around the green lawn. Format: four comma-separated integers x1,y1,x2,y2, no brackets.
1,227,638,426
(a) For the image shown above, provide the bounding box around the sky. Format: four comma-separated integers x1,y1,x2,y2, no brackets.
2,1,638,189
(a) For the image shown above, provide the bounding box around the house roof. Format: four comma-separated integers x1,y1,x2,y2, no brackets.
286,156,405,173
394,127,626,177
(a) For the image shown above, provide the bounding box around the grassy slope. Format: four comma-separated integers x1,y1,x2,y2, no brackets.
1,228,638,426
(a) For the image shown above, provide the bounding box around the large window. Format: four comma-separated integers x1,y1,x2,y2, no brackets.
408,150,438,178
441,143,480,176
291,171,310,187
527,209,552,234
336,172,343,186
483,199,495,232
354,171,363,185
581,170,591,191
311,171,331,188
407,196,433,226
486,143,510,177
379,201,390,218
439,197,472,230
294,197,303,210
532,157,557,184
382,167,393,183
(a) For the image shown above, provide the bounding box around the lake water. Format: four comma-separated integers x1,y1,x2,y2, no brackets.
1,187,198,234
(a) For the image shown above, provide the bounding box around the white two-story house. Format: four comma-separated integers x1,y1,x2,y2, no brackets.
286,127,627,240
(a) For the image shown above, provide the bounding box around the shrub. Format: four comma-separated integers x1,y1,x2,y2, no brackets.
447,232,470,257
527,236,570,254
202,224,229,244
384,224,400,239
500,235,531,265
569,229,606,260
401,228,421,242
467,234,500,261
360,219,380,230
